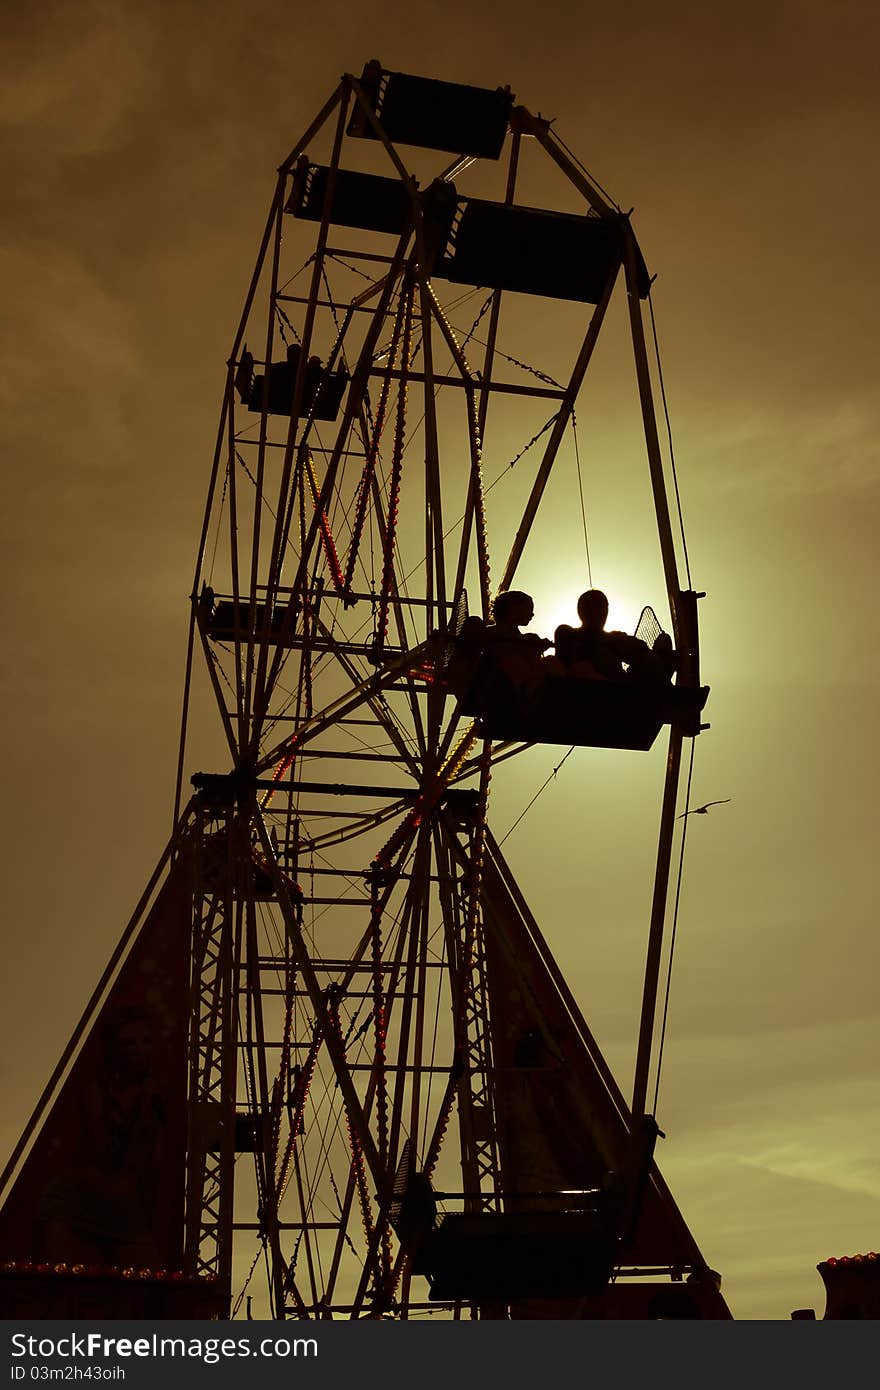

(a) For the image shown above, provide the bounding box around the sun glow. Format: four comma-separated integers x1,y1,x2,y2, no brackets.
531,585,646,644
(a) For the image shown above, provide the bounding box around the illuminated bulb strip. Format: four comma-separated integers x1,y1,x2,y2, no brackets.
258,740,301,810
344,285,410,595
463,386,492,618
0,1262,217,1284
425,283,491,616
376,279,415,648
370,888,389,1181
295,457,314,720
368,881,394,1290
275,1019,324,1206
821,1253,880,1267
420,743,493,1189
370,725,478,874
327,994,374,1245
304,450,346,594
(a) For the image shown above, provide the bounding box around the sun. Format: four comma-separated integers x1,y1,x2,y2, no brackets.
531,583,645,642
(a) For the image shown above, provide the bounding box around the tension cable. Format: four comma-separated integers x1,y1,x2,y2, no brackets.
647,288,693,591
651,735,696,1115
498,747,576,847
571,411,593,589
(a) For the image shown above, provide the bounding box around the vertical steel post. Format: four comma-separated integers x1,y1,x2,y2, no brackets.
631,725,683,1118
621,226,683,645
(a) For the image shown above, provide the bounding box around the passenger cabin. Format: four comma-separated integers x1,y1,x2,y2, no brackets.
347,61,513,159
414,1208,617,1302
424,183,650,304
235,343,348,421
285,157,414,236
444,606,708,751
474,676,708,751
200,594,297,647
389,1160,617,1302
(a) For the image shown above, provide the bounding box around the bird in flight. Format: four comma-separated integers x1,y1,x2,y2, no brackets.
678,798,731,820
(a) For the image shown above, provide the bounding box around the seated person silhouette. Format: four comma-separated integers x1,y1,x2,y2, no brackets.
484,591,551,686
481,589,552,717
555,590,674,685
446,591,550,716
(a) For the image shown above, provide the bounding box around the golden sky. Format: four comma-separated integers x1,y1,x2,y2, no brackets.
2,0,879,1320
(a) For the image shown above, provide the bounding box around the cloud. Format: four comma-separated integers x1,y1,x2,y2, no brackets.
661,1016,880,1197
738,1131,880,1203
0,2,158,161
687,397,880,498
0,243,141,464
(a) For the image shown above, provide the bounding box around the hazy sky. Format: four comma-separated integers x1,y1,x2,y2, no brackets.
2,0,879,1320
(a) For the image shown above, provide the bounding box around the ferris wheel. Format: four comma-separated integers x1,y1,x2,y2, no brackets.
0,61,728,1322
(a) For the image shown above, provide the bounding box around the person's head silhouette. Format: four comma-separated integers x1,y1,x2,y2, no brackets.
492,591,534,629
576,589,609,631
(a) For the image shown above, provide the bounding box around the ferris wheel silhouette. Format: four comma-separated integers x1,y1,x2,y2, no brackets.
0,61,727,1323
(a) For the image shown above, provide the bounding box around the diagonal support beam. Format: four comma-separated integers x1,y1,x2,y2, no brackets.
254,641,431,777
498,259,620,593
